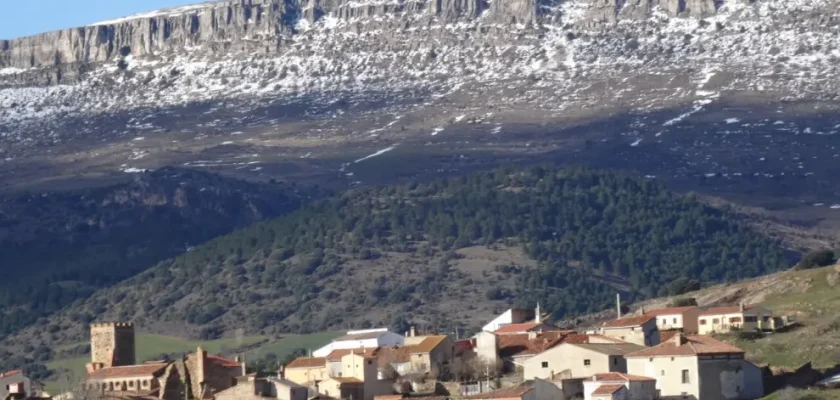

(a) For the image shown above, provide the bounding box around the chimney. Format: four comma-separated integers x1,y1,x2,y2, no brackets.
739,302,745,312
528,331,538,340
240,355,247,376
535,302,542,324
410,326,416,337
671,333,684,346
278,365,285,379
640,306,645,315
616,293,622,320
196,346,207,388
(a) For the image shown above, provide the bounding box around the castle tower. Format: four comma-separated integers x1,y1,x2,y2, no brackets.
90,322,136,368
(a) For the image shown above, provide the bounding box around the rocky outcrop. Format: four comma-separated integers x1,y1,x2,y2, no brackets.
0,0,741,76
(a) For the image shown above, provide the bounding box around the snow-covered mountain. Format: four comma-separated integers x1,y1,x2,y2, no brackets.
1,0,839,216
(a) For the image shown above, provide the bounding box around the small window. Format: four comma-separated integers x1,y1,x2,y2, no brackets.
671,357,675,361
129,381,134,388
673,318,677,324
661,370,665,376
142,381,149,388
649,358,653,362
699,319,707,325
662,319,667,325
541,361,549,368
730,317,742,323
745,316,757,322
367,360,373,365
584,359,591,366
682,370,690,384
713,318,720,324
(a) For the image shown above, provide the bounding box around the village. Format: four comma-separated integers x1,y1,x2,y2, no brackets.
1,298,813,400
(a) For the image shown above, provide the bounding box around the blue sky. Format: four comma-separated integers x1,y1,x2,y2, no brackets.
1,0,203,39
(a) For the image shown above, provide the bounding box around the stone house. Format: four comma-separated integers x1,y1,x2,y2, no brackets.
600,316,660,347
643,307,702,334
318,353,393,400
582,373,656,400
314,329,404,358
625,333,764,400
481,307,541,333
285,357,329,385
85,362,173,396
214,376,307,400
697,304,776,335
0,370,32,400
523,341,644,380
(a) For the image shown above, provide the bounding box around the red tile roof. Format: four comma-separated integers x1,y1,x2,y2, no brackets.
626,334,745,358
698,304,761,316
659,330,680,343
286,357,327,369
1,370,22,378
87,363,169,380
644,306,697,316
498,332,567,358
591,384,626,396
207,355,241,367
602,315,655,328
326,348,379,361
498,332,620,358
592,372,655,382
494,323,542,334
464,386,533,399
329,377,364,385
411,335,449,353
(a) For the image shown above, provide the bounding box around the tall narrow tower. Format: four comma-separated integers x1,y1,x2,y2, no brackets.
90,322,136,368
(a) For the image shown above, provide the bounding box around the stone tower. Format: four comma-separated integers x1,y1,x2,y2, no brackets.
90,322,136,368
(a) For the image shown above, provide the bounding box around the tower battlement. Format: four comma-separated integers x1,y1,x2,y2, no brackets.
90,321,136,368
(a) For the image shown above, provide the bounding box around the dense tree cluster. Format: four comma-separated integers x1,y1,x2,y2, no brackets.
141,165,790,325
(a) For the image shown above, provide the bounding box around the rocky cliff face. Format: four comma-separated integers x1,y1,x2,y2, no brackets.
0,0,749,75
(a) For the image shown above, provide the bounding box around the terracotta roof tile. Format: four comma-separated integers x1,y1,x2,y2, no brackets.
602,315,655,328
374,395,405,400
569,343,644,356
592,373,655,382
329,377,363,385
659,330,680,343
286,357,327,369
591,384,626,395
377,346,412,364
626,334,744,358
326,348,379,361
494,323,542,334
207,355,240,367
455,339,475,355
1,370,22,378
498,332,567,358
87,363,168,380
561,334,625,344
464,386,533,399
411,336,448,353
644,306,698,316
698,304,761,316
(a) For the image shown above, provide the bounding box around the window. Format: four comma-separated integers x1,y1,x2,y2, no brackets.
584,359,591,366
763,316,771,322
542,362,549,368
673,318,677,324
745,316,757,322
713,318,720,324
662,319,667,325
699,319,707,325
682,370,690,384
649,358,654,362
142,381,149,388
661,370,665,376
730,317,742,323
129,381,134,388
671,357,675,361
367,360,373,365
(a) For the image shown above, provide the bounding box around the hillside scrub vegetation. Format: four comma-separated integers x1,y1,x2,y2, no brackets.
30,165,791,342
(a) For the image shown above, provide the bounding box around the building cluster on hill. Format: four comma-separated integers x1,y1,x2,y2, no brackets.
6,300,793,400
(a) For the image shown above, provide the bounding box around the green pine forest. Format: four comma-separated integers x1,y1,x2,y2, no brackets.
70,165,793,334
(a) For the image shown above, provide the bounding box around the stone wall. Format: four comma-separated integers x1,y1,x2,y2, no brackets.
89,322,135,368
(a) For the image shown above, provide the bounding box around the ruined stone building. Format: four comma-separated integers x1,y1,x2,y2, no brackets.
83,322,245,400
